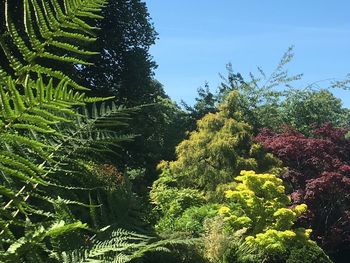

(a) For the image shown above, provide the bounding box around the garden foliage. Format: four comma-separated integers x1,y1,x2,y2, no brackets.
151,93,332,262
256,124,350,259
0,0,183,262
0,0,347,262
217,170,331,263
150,91,281,242
189,48,349,135
152,91,282,194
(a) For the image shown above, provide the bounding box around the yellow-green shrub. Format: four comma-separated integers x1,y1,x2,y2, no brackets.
218,170,332,262
154,92,282,194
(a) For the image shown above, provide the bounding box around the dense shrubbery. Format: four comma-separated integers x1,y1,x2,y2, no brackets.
150,91,334,262
0,0,349,262
152,91,282,194
256,124,350,260
218,170,331,263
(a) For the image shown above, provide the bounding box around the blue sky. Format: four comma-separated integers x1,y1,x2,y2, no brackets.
144,0,350,106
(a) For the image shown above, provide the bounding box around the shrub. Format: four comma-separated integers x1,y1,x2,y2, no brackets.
256,124,350,258
218,170,331,263
150,170,206,233
174,204,219,236
153,92,282,194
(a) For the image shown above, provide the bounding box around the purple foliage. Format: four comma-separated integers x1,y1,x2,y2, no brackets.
256,124,350,256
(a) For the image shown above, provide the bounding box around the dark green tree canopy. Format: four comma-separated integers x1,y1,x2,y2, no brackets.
78,0,159,105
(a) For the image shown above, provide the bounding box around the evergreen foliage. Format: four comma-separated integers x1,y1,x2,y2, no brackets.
207,170,332,263
150,93,284,260
72,1,184,189
150,90,335,262
0,1,347,262
76,0,158,101
153,91,282,194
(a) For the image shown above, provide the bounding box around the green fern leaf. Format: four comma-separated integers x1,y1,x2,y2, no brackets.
0,86,15,119
0,162,46,185
50,40,99,56
7,77,26,112
2,0,107,90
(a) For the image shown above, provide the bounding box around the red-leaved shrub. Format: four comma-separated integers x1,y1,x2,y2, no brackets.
256,123,350,259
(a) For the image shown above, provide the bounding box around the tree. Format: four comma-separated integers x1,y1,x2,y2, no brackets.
256,124,350,261
120,84,191,189
77,0,158,104
72,2,190,182
189,47,349,135
213,47,302,133
182,83,218,131
281,89,350,135
153,91,282,195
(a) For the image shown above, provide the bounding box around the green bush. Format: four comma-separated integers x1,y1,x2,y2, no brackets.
174,204,219,236
286,245,333,263
217,170,332,263
153,92,282,195
154,188,205,233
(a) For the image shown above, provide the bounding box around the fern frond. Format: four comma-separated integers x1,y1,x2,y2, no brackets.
0,1,149,262
0,219,88,262
0,75,89,240
52,102,135,162
2,0,107,90
52,228,199,263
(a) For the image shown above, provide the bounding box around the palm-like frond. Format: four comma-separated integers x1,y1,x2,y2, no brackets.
0,1,183,262
52,228,197,263
0,77,136,260
0,81,134,230
1,0,107,89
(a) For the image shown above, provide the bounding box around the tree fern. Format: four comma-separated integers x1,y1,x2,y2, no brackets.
0,1,191,262
0,76,95,216
0,0,130,260
0,220,88,263
1,0,107,89
0,90,134,228
52,228,197,263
